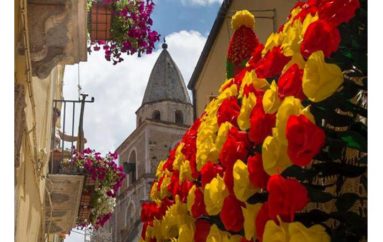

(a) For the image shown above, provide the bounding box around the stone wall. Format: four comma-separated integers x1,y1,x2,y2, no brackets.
136,100,193,127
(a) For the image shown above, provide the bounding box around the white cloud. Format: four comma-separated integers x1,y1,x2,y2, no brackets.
180,0,223,6
61,30,206,159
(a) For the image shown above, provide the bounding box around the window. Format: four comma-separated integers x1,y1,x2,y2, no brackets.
175,110,183,124
152,110,161,120
128,150,137,184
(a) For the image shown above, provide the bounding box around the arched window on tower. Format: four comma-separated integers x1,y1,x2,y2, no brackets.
175,110,183,124
127,150,137,184
152,110,161,121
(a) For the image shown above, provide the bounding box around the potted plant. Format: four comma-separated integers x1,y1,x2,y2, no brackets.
87,0,160,64
66,148,126,229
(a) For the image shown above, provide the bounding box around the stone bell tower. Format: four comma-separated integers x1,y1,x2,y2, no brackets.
109,42,193,242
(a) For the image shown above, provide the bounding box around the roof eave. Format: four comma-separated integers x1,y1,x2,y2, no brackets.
187,0,232,90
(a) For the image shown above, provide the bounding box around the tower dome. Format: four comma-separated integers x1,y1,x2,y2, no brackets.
136,43,193,127
141,43,191,105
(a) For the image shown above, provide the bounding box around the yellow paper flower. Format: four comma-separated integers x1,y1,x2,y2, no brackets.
160,172,172,198
281,13,317,62
178,223,195,242
215,121,233,152
197,84,238,170
156,160,166,178
218,81,239,101
263,219,289,242
241,203,262,240
207,224,225,242
303,51,344,102
282,6,303,32
150,181,160,201
179,160,193,183
233,159,258,202
231,10,255,30
240,70,270,98
204,175,229,215
158,196,194,240
283,53,306,72
289,222,330,242
173,143,186,171
263,81,281,114
263,219,330,242
219,78,234,93
275,96,304,140
262,134,291,175
281,20,302,57
186,185,197,213
238,92,257,130
263,32,285,56
206,224,241,242
223,234,242,242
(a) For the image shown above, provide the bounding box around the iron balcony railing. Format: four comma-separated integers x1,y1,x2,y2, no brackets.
50,94,94,174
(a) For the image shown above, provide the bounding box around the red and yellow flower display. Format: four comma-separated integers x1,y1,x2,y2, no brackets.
140,0,366,241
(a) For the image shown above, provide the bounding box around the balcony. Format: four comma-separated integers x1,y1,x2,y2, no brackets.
44,95,94,233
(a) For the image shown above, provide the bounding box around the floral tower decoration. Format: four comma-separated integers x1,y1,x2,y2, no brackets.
139,0,367,241
226,10,261,79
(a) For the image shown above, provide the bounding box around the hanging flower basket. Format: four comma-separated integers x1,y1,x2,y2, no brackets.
66,148,126,229
87,0,160,65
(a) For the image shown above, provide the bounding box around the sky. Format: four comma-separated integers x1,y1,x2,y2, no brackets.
63,0,222,241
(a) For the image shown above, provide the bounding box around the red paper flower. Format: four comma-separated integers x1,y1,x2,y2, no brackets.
221,69,247,92
293,1,319,22
220,195,245,232
179,180,194,203
167,170,180,196
219,127,249,169
247,154,270,189
247,44,264,69
255,202,270,242
224,165,234,194
249,98,276,145
200,162,224,188
191,186,207,218
217,97,241,127
194,219,211,242
301,19,341,58
158,198,174,220
162,146,177,172
267,175,309,221
286,115,325,166
182,118,201,179
319,0,360,27
254,47,291,78
141,201,159,222
277,64,305,100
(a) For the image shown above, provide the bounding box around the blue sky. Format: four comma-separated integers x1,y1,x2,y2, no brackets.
63,1,222,241
151,0,221,36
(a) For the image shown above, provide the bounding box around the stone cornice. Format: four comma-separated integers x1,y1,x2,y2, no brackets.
23,0,87,78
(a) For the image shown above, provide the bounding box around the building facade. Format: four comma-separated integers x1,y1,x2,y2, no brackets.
109,43,193,242
15,0,88,241
187,0,298,118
